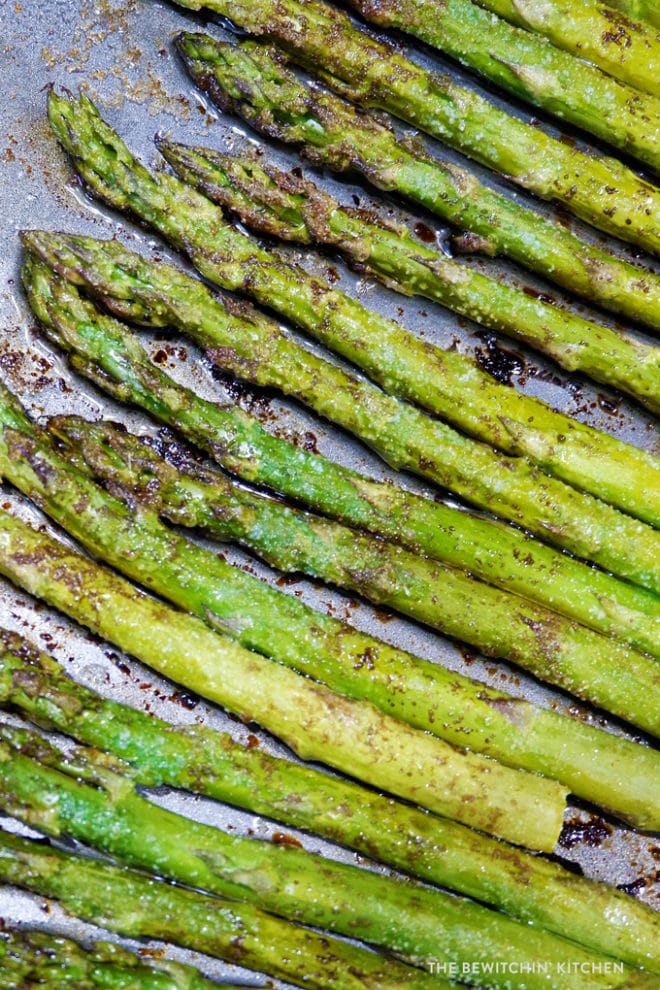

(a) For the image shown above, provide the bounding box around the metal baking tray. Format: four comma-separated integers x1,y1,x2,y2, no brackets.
0,0,658,983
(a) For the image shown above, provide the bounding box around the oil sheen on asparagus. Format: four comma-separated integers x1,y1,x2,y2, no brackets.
18,265,660,743
22,232,660,655
472,0,660,97
345,0,660,159
0,721,621,987
1,628,657,971
167,39,660,332
165,0,660,238
49,411,660,674
22,247,660,598
4,381,660,826
0,829,444,990
0,929,226,990
156,140,660,467
27,213,660,517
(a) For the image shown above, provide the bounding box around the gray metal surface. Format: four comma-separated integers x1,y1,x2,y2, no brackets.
0,0,658,983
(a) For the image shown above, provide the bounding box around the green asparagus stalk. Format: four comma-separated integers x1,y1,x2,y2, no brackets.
0,929,227,990
346,0,660,158
19,248,660,661
0,830,444,990
2,384,660,821
167,0,660,240
31,221,660,524
19,263,660,738
151,145,660,517
0,723,620,986
607,0,660,27
3,632,659,972
21,245,660,658
46,93,660,421
0,490,570,852
166,41,660,332
50,413,660,663
23,251,660,598
472,0,660,99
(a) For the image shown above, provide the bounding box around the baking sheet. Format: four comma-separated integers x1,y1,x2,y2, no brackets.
0,0,658,983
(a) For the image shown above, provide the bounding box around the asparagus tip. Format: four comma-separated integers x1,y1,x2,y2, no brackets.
155,133,186,165
46,85,84,119
19,229,41,255
173,30,207,59
47,413,94,446
19,229,61,258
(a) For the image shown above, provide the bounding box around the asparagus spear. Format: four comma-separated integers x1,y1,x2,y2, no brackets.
151,145,660,517
0,723,617,986
28,225,660,529
2,382,660,817
19,263,660,735
0,929,227,990
23,252,660,597
0,830,444,990
50,414,660,663
3,632,659,972
0,490,570,852
22,249,660,660
166,0,660,241
46,97,660,448
166,40,660,332
346,0,660,157
472,0,660,99
19,251,660,660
